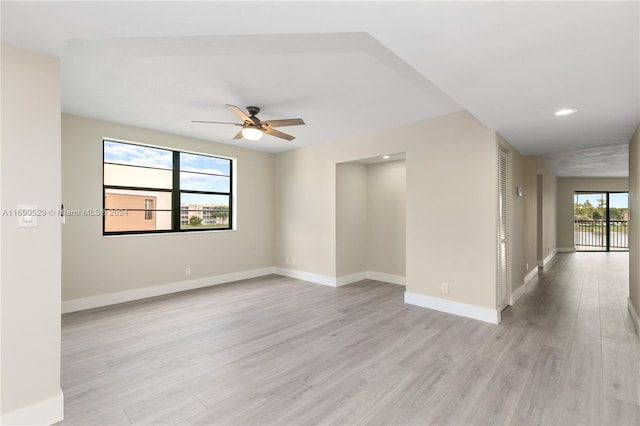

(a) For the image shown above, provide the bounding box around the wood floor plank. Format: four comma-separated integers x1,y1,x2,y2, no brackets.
122,390,207,425
316,366,416,425
458,350,533,425
603,396,640,426
418,355,499,425
600,307,631,341
511,345,568,425
552,338,604,425
601,336,640,405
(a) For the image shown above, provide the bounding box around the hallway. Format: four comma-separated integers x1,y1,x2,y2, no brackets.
502,252,639,424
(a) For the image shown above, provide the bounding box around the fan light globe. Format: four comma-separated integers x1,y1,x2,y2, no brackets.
242,127,263,141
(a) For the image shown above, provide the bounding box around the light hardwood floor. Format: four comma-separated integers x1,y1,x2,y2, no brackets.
60,253,640,425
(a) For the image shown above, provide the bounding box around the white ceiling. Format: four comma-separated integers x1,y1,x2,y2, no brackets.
2,1,638,177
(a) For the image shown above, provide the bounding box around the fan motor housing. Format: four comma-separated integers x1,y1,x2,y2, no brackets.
246,106,261,116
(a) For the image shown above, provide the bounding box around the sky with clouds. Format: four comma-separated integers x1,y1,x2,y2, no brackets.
574,192,628,209
104,140,231,205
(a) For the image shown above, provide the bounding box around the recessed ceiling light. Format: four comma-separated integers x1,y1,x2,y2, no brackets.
554,108,578,116
382,155,390,159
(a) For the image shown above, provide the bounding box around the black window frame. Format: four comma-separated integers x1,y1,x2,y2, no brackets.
103,139,233,235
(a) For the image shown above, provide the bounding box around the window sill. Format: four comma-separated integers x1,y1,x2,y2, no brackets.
102,228,237,238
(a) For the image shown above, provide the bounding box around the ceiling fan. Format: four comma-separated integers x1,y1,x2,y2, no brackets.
192,104,305,141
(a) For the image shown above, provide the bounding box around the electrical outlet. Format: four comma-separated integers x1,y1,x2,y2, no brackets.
185,267,191,276
441,282,449,294
285,257,288,265
292,258,296,266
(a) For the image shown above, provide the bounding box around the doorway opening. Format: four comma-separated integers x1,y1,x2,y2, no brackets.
335,153,406,283
574,191,629,252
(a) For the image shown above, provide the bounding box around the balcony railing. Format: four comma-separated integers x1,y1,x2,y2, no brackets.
574,219,628,251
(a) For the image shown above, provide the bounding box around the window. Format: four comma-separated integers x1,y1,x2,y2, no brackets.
144,199,153,220
103,139,233,234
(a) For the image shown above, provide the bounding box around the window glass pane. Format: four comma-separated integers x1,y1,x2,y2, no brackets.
105,189,172,232
180,172,230,192
181,193,229,206
180,193,230,230
104,141,172,169
180,153,230,176
105,210,172,233
105,189,172,210
105,164,173,189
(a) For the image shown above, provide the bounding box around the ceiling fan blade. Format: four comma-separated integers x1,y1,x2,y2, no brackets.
261,118,305,128
226,104,260,126
192,120,241,126
264,127,295,141
226,104,251,121
233,129,244,140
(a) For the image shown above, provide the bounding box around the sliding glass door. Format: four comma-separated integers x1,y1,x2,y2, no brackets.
574,192,628,252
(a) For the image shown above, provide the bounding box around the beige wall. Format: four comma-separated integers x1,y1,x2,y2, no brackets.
524,157,558,265
62,114,274,301
556,178,629,250
275,111,498,310
336,163,368,277
523,157,540,274
366,160,406,277
629,125,640,331
274,145,337,276
522,157,557,267
0,44,63,423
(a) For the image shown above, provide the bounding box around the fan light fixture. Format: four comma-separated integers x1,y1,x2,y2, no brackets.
554,108,578,116
241,127,263,141
192,105,304,141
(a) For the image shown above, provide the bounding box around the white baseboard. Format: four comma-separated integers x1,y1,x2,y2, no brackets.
274,267,337,287
510,267,539,306
404,291,500,324
0,388,63,425
336,271,406,287
335,271,367,287
275,268,406,288
510,283,527,306
62,267,275,313
557,247,576,253
538,249,558,268
366,271,405,286
63,267,407,312
524,267,538,285
629,298,640,335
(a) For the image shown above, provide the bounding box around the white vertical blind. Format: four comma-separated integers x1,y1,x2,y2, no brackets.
497,147,509,309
